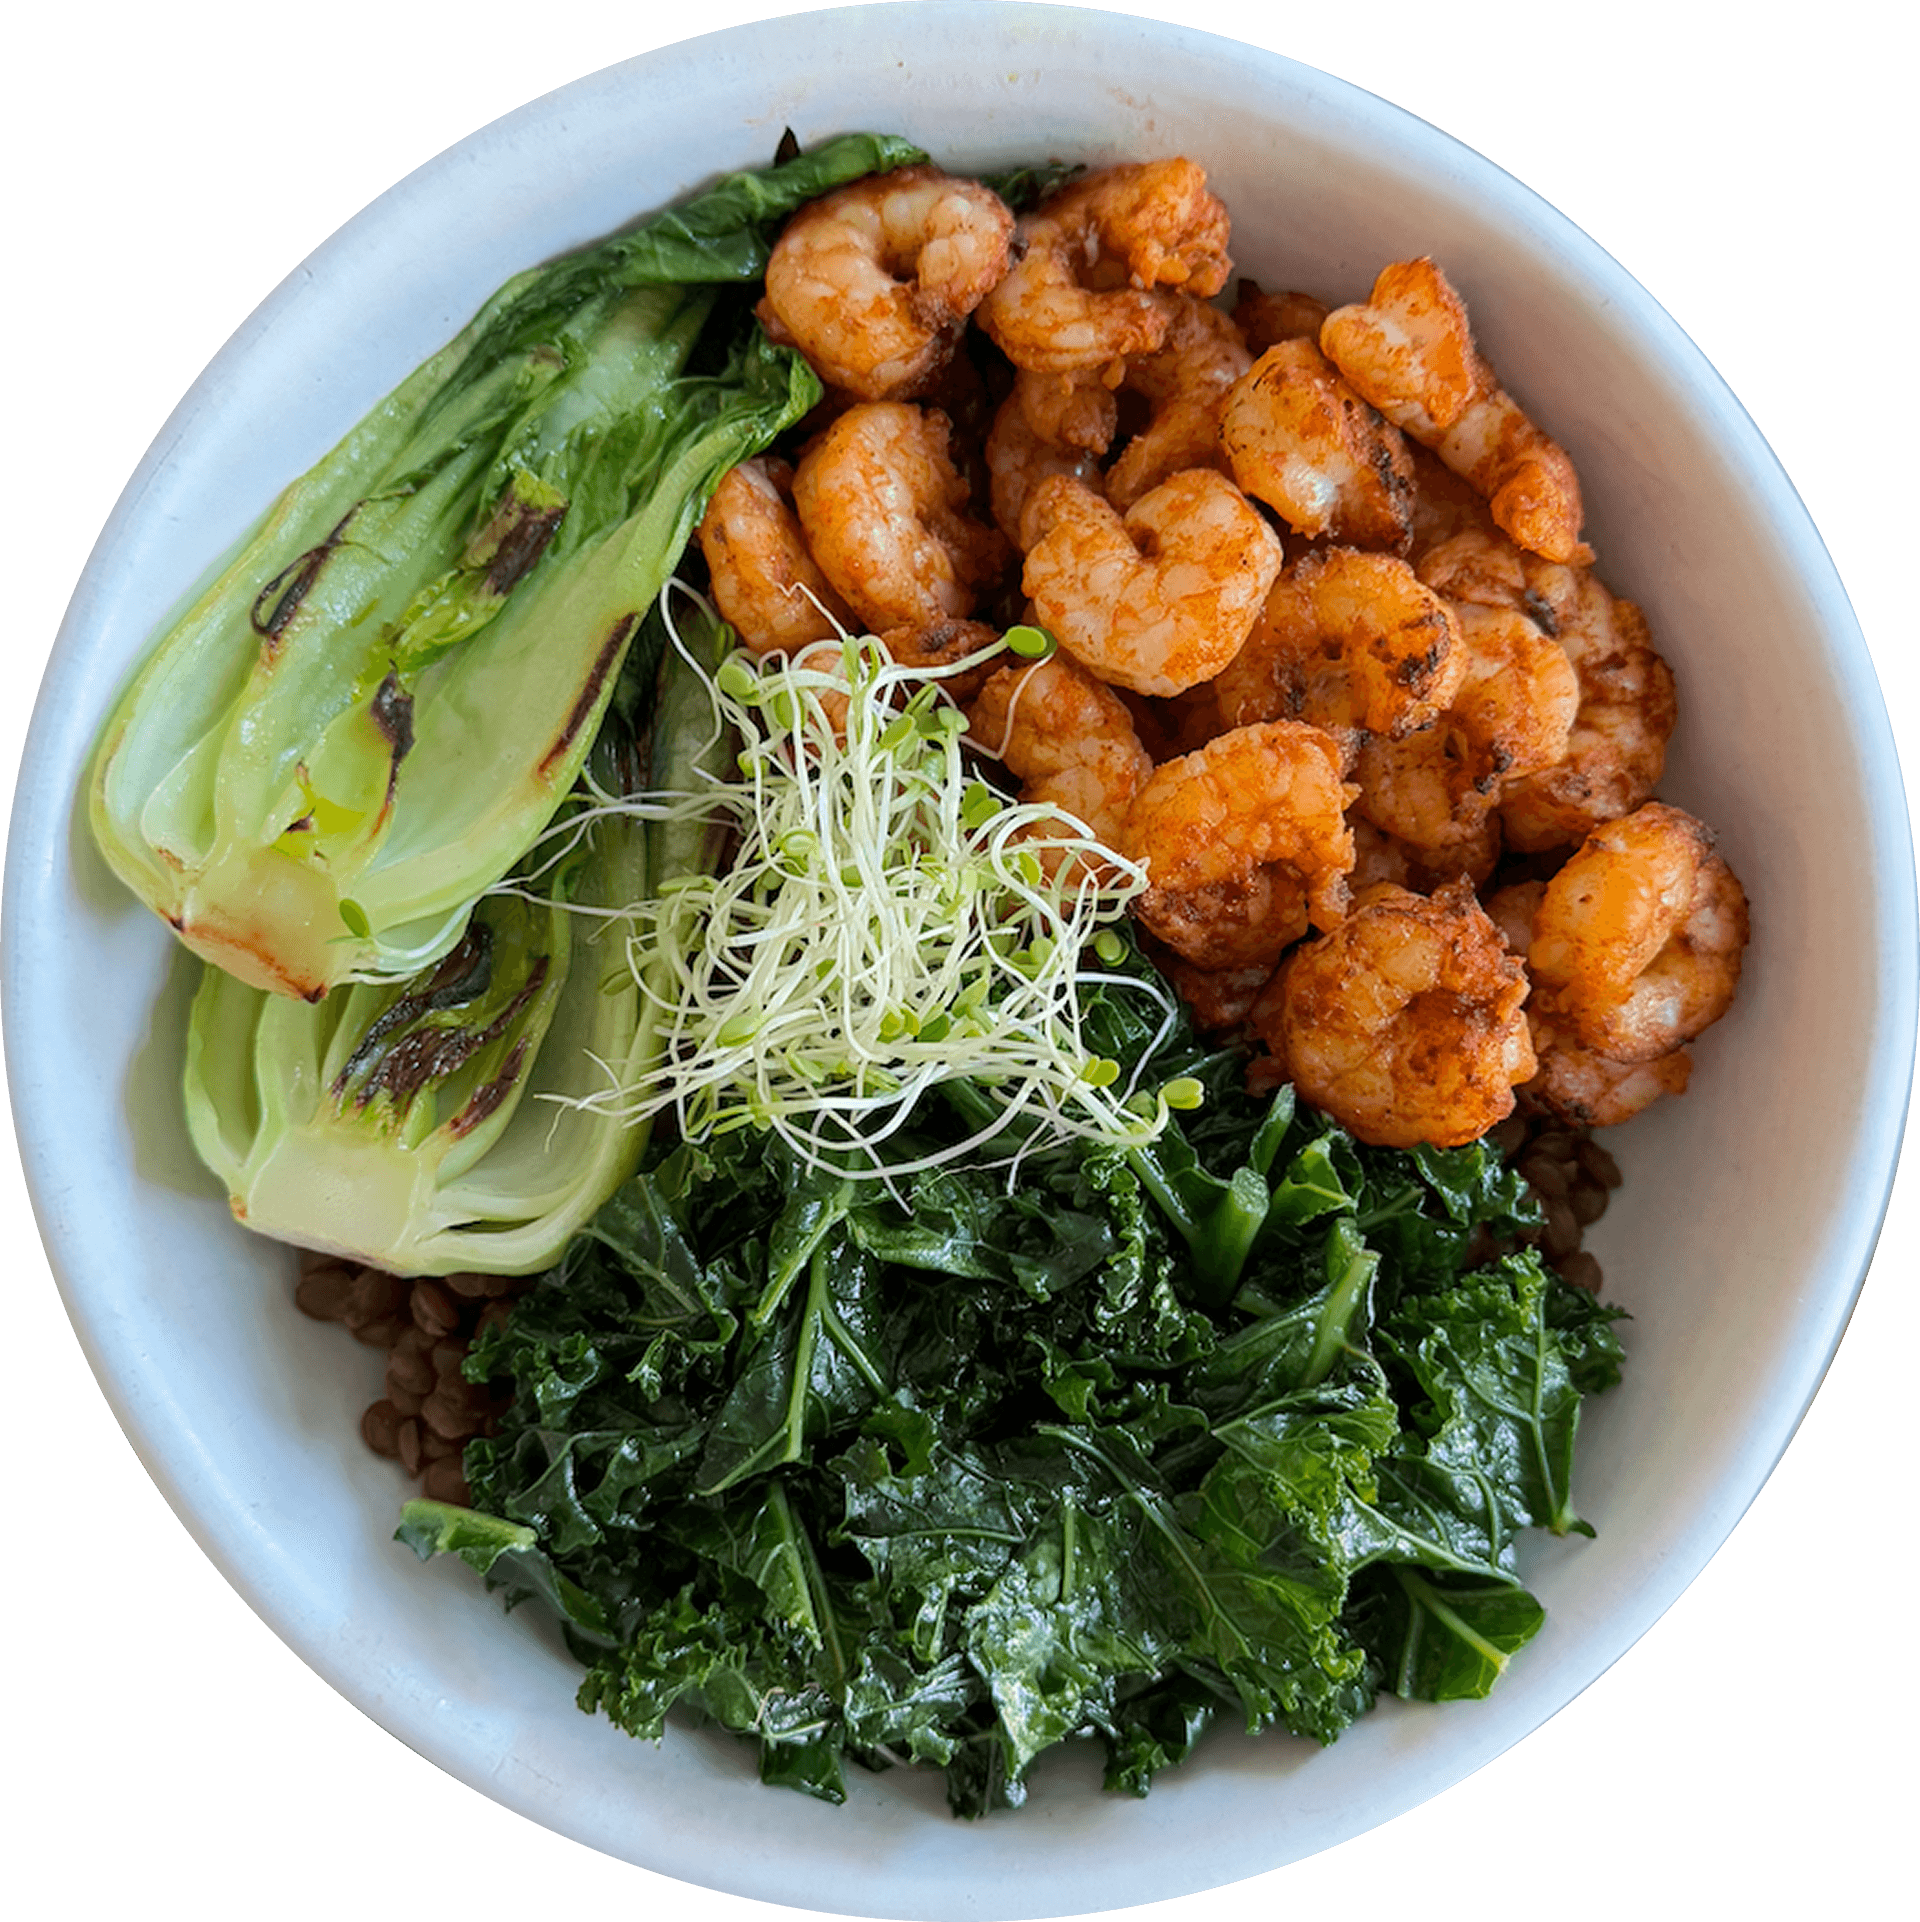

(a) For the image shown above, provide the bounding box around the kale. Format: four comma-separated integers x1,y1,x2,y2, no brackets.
401,958,1625,1813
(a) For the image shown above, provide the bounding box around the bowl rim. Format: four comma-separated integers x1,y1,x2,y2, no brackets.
6,4,1916,1912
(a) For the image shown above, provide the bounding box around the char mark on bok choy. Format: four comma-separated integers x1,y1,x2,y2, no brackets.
183,602,735,1277
88,132,927,1001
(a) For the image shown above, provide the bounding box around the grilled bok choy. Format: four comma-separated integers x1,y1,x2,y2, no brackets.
89,132,925,1001
182,606,734,1277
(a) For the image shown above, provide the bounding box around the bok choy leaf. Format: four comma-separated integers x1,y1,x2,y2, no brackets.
89,132,924,1000
181,603,735,1276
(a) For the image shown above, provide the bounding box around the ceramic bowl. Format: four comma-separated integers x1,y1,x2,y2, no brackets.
5,6,1913,1916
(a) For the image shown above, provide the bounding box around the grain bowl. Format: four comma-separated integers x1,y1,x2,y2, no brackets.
4,5,1912,1915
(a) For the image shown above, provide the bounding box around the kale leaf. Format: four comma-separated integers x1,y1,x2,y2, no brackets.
402,954,1625,1812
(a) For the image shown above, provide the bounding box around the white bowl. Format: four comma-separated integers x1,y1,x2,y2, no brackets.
5,5,1913,1915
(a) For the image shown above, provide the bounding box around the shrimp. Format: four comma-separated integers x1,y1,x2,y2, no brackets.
758,166,1015,400
1419,526,1676,850
1217,339,1415,550
1154,952,1278,1036
1484,879,1695,1128
1104,293,1253,510
1256,878,1536,1148
967,652,1153,868
792,402,1010,633
1232,282,1330,354
1211,548,1466,742
1406,442,1499,561
1013,365,1120,454
984,390,1107,550
1321,257,1591,565
1526,1023,1695,1128
1348,601,1579,874
696,457,855,655
1526,801,1749,1064
1021,469,1283,698
878,617,1004,707
975,159,1232,376
1121,719,1355,970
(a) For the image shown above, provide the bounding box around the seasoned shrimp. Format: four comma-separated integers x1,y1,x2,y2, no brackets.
1121,719,1355,970
1349,602,1578,875
1256,878,1536,1148
968,652,1154,865
878,617,1004,706
1526,1024,1695,1128
1104,293,1253,510
1527,802,1749,1064
1022,469,1283,697
1484,874,1699,1127
1218,338,1415,550
1406,441,1499,561
984,390,1107,550
976,159,1232,376
1321,258,1591,565
792,402,1010,632
1232,282,1331,354
1013,365,1120,454
1419,527,1677,850
1211,548,1466,742
1155,952,1278,1036
696,457,855,655
759,166,1015,400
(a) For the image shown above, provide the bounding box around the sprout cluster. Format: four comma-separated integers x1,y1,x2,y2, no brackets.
573,619,1179,1176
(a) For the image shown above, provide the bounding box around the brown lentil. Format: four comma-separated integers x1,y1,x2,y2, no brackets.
422,1458,472,1506
361,1399,403,1459
351,1313,408,1349
409,1277,462,1340
293,1252,531,1497
1540,1195,1582,1263
387,1339,436,1399
1556,1250,1605,1292
1568,1180,1610,1228
1576,1136,1624,1190
1515,1152,1570,1200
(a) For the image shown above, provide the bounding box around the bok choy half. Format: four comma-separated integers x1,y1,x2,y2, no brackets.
89,132,925,1001
182,604,734,1277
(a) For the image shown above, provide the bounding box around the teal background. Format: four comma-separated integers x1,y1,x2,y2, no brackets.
6,4,1910,1916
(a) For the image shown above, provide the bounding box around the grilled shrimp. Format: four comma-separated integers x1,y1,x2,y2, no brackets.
1406,442,1500,562
1321,257,1590,565
1122,719,1355,970
696,457,854,655
968,652,1154,859
1211,548,1466,742
1104,293,1253,510
1349,602,1579,875
1484,877,1696,1128
1256,877,1536,1148
1155,953,1278,1037
1526,1025,1696,1128
1218,338,1416,550
792,402,1010,632
975,159,1232,376
1419,527,1677,850
1232,282,1331,354
759,166,1015,399
984,391,1107,551
1022,469,1283,697
1526,802,1749,1064
1013,364,1120,454
879,617,1004,706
